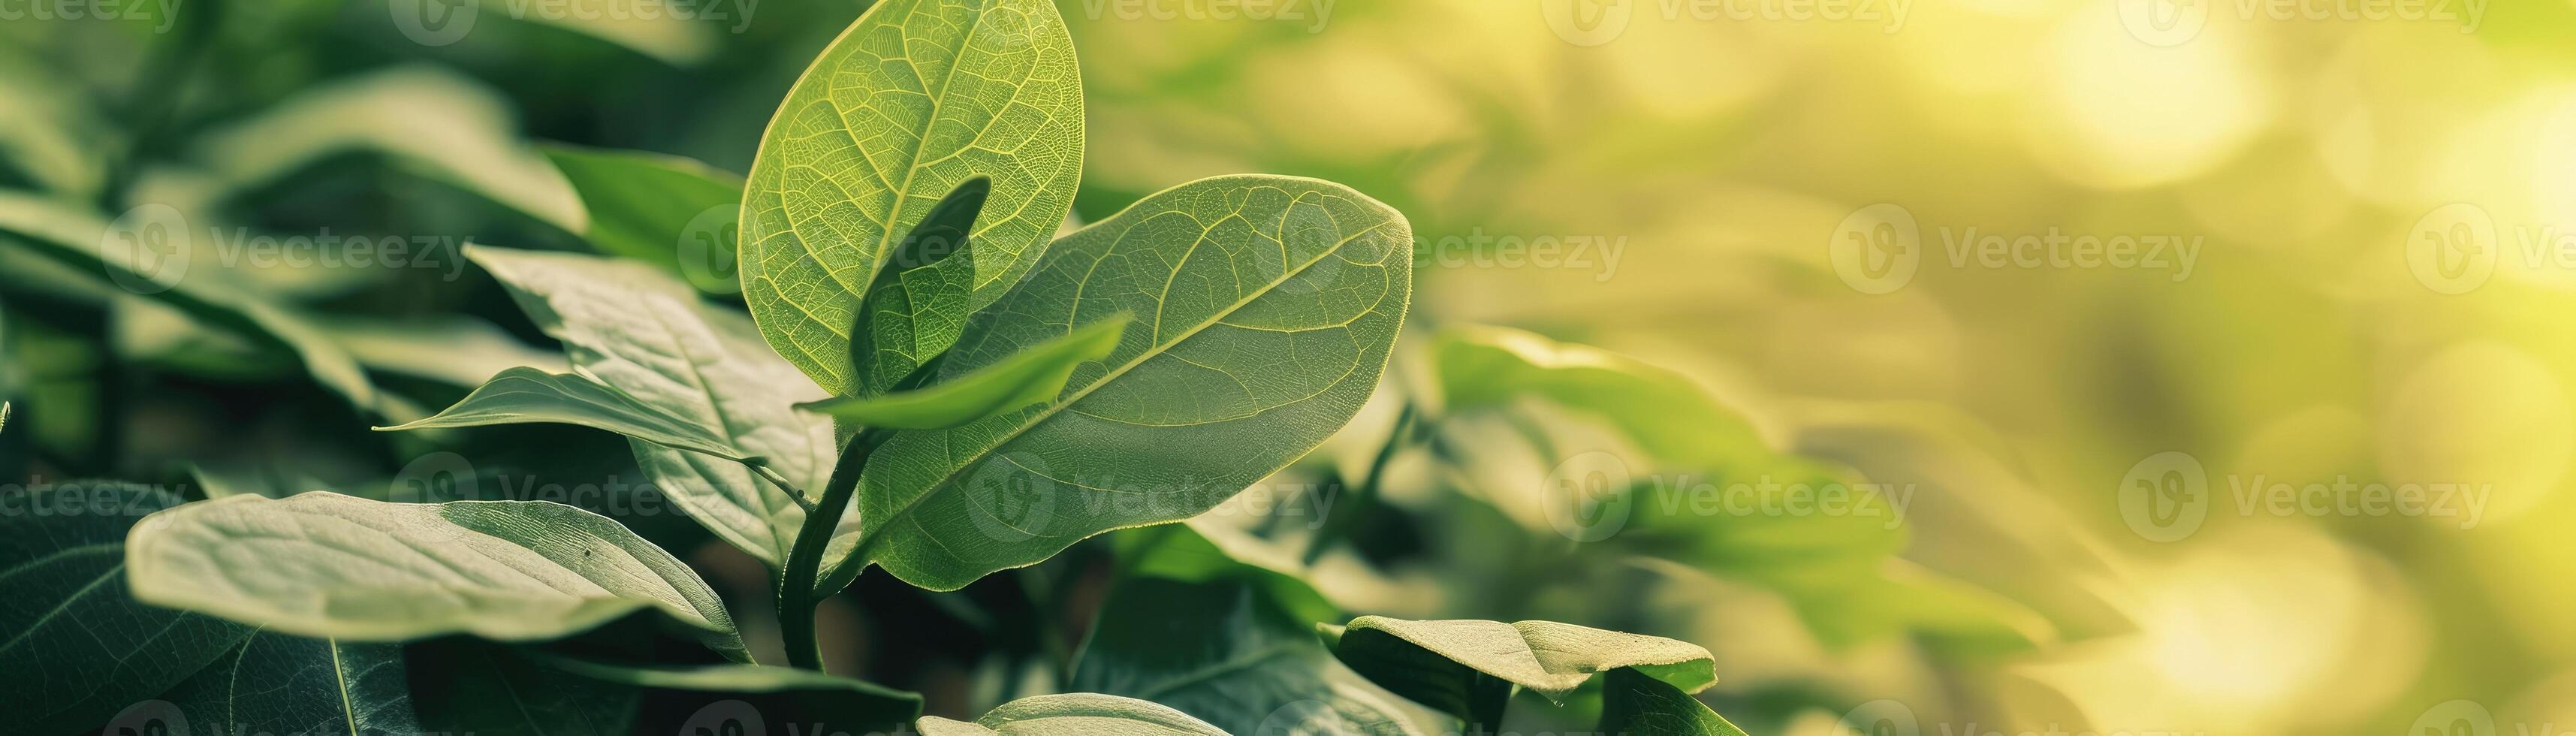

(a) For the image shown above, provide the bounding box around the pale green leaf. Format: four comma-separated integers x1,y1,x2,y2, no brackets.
831,174,1413,593
161,632,421,736
740,0,1084,394
1326,616,1714,728
545,145,747,295
463,245,844,569
1112,517,1341,626
799,313,1128,430
1435,324,1768,473
380,366,751,462
1072,578,1426,736
125,493,746,659
0,482,252,734
917,693,1231,736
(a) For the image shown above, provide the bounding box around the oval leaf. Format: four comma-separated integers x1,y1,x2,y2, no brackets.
162,632,421,736
739,0,1084,394
125,493,744,657
831,174,1413,592
851,176,989,397
1326,616,1715,727
798,312,1128,430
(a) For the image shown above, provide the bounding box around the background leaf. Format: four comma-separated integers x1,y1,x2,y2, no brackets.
918,693,1231,736
1072,577,1427,736
545,145,747,296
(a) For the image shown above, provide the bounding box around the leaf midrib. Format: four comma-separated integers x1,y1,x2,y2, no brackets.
848,210,1395,568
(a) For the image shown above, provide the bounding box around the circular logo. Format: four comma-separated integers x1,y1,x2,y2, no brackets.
1840,699,1920,736
1278,204,1351,295
104,699,190,736
2118,451,2208,542
100,204,191,295
2409,700,2496,736
680,699,768,736
1829,203,1921,294
388,0,478,47
390,451,480,504
964,451,1060,543
2116,0,2208,47
1541,450,1633,542
680,204,744,294
1540,0,1633,47
2407,203,2499,295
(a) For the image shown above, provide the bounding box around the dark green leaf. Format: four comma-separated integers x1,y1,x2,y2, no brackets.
162,632,421,736
545,145,747,296
799,313,1128,430
850,176,988,397
1072,578,1425,735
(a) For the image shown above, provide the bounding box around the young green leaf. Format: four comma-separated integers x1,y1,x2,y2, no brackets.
380,366,753,460
740,0,1084,395
125,493,747,659
462,245,843,569
1072,578,1427,735
798,313,1128,430
0,482,252,734
917,693,1231,736
538,654,924,734
161,632,421,736
1597,667,1752,736
1324,616,1715,728
545,145,747,295
850,176,988,397
828,175,1413,593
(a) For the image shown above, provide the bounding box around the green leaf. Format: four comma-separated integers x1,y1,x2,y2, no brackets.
798,313,1129,430
161,631,422,736
850,176,988,397
1597,668,1751,736
538,654,923,734
462,245,843,569
0,482,252,734
917,693,1231,736
411,639,639,736
381,366,751,462
1113,517,1341,626
314,315,570,387
1325,616,1715,728
1435,324,1768,473
740,0,1084,394
545,145,747,295
832,174,1413,593
0,192,415,421
125,493,747,659
1072,578,1425,736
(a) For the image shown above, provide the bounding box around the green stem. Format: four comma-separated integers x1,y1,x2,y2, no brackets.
1305,405,1417,565
778,427,891,671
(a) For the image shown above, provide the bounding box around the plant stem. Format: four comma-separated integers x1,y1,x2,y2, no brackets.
1305,405,1417,565
778,426,891,671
